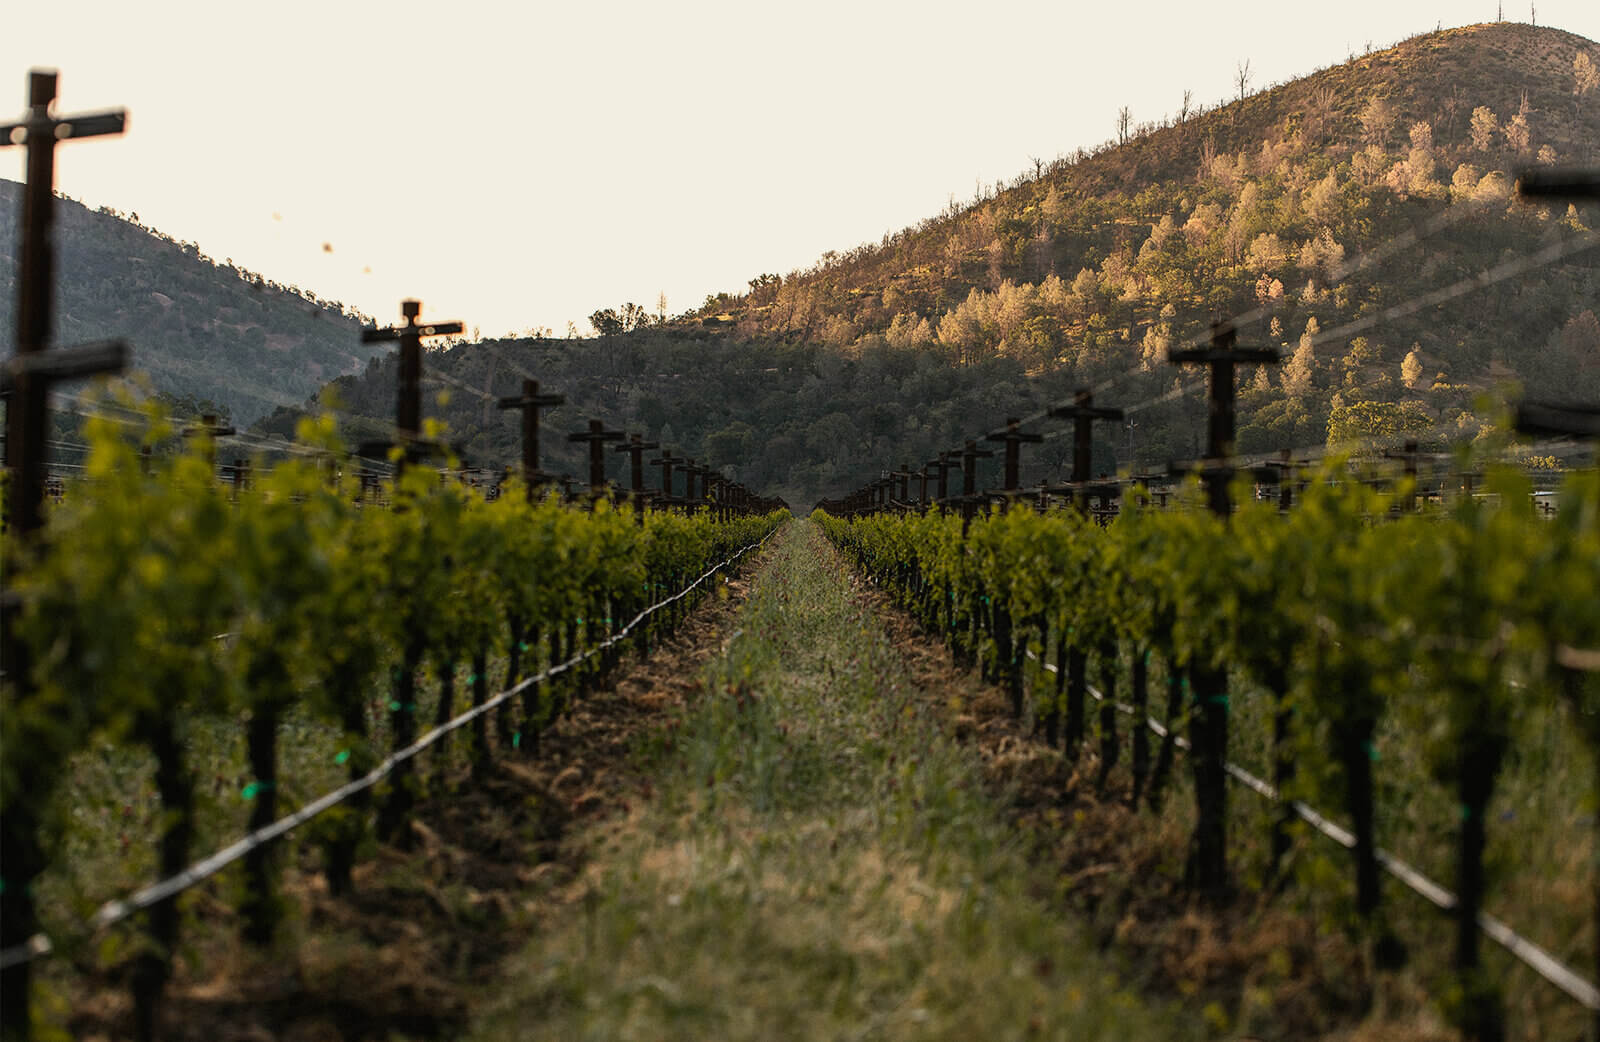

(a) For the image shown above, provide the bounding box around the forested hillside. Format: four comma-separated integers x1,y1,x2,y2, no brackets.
240,25,1587,504
0,181,381,424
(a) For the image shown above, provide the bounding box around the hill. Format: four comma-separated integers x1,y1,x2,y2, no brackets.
0,181,384,425
280,24,1596,502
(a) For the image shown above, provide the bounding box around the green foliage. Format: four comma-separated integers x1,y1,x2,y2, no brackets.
3,399,785,994
818,462,1600,1008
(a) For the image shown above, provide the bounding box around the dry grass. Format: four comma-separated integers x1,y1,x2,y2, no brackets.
468,522,1200,1041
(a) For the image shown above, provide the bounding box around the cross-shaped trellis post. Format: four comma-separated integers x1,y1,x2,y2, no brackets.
872,474,893,514
929,452,957,515
182,413,236,473
221,457,251,501
1377,440,1420,511
955,439,994,530
1167,318,1280,902
0,68,129,1042
1047,390,1125,513
497,378,564,500
985,417,1043,506
360,300,463,474
1035,391,1125,750
650,450,685,512
567,419,625,501
1169,320,1280,516
680,458,709,514
1515,402,1600,439
888,463,916,512
614,433,660,521
1,70,128,538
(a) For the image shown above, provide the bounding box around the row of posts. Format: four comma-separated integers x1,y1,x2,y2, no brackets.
821,318,1284,903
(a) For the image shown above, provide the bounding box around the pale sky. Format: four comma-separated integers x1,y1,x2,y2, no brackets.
6,2,1598,338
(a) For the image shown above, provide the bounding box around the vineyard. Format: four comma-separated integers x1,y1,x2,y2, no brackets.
5,46,1600,1042
1,399,787,1037
817,463,1600,1039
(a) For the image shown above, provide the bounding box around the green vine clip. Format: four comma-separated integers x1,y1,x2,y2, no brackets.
241,780,276,800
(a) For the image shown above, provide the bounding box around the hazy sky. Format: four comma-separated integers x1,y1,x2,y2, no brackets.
6,2,1598,339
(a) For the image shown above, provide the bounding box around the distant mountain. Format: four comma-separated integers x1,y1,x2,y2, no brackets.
0,181,384,425
268,24,1599,504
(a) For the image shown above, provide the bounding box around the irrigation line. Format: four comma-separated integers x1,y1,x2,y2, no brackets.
0,529,776,972
1020,648,1600,1011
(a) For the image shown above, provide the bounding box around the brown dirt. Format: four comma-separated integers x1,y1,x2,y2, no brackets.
61,554,771,1042
848,568,1458,1042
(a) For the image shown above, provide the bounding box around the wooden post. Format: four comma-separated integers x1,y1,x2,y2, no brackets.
567,419,625,499
182,413,236,474
1168,319,1280,902
0,69,128,1042
680,459,709,514
360,300,463,474
497,378,564,500
956,440,994,527
1042,391,1126,755
650,450,685,511
1048,390,1125,514
985,417,1042,499
926,452,954,515
1,71,126,539
1383,440,1419,511
614,433,660,520
221,458,250,500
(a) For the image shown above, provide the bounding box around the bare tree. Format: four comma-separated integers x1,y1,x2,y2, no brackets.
1235,59,1253,103
1117,106,1132,145
1179,89,1192,123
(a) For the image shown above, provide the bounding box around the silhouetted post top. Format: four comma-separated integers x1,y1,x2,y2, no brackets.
1516,166,1600,200
2,69,128,537
498,378,564,498
567,419,625,493
985,418,1042,492
362,299,463,444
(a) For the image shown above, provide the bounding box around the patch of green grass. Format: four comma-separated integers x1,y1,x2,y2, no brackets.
469,522,1200,1041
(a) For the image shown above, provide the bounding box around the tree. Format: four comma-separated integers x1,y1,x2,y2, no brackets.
1469,106,1498,152
1282,318,1318,396
1402,348,1424,389
1504,112,1531,156
1525,310,1600,402
1359,97,1396,148
589,302,652,338
1246,233,1288,273
1235,59,1252,103
1117,106,1132,145
1327,400,1431,446
1576,51,1600,97
1305,169,1342,225
1504,93,1533,155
